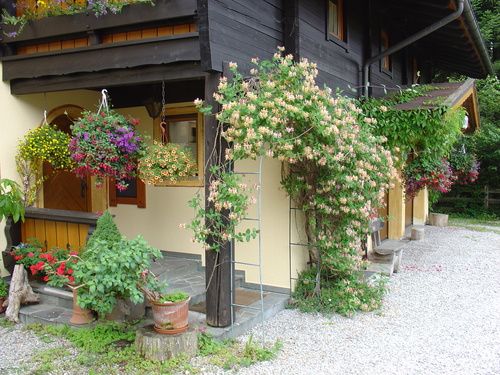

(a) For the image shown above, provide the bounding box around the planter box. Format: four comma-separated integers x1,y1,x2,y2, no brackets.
428,213,449,227
1,0,196,43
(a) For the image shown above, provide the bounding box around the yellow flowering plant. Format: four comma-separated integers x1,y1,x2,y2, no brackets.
16,123,73,206
138,141,197,184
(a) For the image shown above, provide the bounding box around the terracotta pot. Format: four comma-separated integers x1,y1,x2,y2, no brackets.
150,296,190,334
0,297,6,314
70,289,93,325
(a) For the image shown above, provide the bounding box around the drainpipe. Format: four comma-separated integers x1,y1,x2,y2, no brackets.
462,0,495,76
362,0,465,98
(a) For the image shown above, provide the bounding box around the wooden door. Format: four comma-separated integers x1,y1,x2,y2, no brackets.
43,106,91,212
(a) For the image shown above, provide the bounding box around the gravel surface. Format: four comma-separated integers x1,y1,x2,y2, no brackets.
1,224,499,374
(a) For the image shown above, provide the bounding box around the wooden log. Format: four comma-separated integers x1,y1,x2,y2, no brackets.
134,325,198,362
5,265,40,323
411,227,425,241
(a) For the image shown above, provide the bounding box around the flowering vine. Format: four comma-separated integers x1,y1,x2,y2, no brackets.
190,48,397,312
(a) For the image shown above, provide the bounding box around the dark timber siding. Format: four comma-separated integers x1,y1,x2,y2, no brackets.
296,0,363,96
199,0,283,73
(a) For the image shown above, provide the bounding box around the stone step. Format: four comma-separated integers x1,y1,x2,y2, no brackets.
16,288,290,342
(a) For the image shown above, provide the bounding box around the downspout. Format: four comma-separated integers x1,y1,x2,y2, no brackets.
462,0,495,76
362,0,465,98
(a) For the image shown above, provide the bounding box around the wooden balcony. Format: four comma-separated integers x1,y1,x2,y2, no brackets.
0,0,202,95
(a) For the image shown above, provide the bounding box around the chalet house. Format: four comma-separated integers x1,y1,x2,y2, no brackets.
0,0,493,325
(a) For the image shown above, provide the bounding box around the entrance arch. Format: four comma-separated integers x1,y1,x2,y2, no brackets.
42,105,90,212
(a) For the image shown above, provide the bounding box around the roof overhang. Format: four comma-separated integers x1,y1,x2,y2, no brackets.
382,0,494,78
392,79,480,134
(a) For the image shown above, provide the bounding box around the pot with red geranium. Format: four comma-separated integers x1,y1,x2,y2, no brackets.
9,239,92,324
138,270,190,334
0,278,8,314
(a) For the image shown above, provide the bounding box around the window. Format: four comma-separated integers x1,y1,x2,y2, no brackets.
327,0,345,41
380,29,391,72
153,102,204,187
109,176,146,208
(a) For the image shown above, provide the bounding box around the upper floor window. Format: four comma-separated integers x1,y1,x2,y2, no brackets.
328,0,345,41
380,29,391,72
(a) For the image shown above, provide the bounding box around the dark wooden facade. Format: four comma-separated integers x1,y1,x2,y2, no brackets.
0,0,492,327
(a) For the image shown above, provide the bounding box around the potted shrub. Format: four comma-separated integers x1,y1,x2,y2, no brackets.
138,270,190,334
0,178,25,223
0,278,8,314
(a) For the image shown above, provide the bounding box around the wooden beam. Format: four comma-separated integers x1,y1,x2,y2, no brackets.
10,61,205,95
2,35,200,81
203,70,234,327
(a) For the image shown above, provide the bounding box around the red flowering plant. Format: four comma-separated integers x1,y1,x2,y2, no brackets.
448,150,480,185
10,240,79,286
69,91,147,191
404,153,457,201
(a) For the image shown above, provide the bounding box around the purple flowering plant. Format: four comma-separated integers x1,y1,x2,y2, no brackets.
69,101,146,191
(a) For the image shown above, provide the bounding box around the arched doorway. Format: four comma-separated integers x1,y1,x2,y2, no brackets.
42,105,91,212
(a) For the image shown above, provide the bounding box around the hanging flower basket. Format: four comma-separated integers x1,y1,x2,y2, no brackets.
138,141,197,185
448,151,480,185
69,91,146,190
404,154,457,200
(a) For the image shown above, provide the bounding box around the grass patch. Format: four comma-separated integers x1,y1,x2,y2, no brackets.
20,322,281,374
448,217,500,235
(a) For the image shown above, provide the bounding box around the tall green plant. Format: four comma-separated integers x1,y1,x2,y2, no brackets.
86,210,122,249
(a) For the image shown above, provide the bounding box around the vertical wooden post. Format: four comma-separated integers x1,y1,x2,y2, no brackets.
203,71,234,327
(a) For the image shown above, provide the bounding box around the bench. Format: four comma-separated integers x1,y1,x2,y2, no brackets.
366,218,407,276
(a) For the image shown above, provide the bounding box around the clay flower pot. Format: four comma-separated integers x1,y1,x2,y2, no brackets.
150,296,190,334
70,288,93,325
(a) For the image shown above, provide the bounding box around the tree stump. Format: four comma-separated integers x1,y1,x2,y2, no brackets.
134,325,198,362
429,213,448,227
5,265,40,323
410,227,425,241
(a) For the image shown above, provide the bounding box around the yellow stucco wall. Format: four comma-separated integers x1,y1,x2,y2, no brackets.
0,70,297,288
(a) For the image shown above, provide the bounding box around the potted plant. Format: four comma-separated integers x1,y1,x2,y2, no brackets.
138,270,190,334
0,278,8,314
0,178,25,223
138,141,197,185
69,91,146,191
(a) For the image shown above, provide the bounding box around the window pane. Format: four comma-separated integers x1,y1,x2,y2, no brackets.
168,120,197,160
329,1,339,36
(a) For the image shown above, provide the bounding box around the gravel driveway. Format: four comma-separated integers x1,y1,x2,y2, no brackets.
1,223,499,374
236,224,500,375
